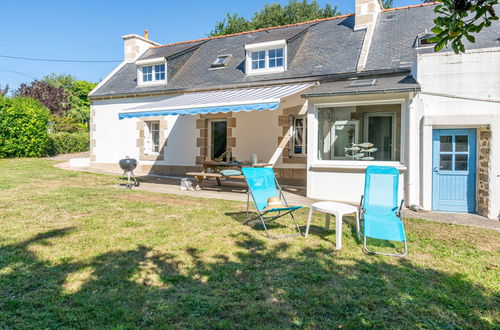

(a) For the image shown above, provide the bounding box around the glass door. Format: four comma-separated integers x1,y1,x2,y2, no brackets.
210,120,227,160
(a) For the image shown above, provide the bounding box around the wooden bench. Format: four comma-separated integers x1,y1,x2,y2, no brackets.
186,172,245,189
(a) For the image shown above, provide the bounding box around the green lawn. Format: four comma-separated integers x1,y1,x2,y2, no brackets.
0,159,498,328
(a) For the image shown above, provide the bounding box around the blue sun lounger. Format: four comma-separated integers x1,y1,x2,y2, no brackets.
359,166,407,256
242,167,302,239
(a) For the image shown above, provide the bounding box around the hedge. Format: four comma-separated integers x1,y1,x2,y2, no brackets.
48,132,90,155
0,96,51,157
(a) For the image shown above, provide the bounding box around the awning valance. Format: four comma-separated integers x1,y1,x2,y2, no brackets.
119,83,314,119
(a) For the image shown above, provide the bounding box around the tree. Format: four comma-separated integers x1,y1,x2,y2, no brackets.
0,84,8,97
209,0,341,36
16,81,70,116
382,0,394,9
42,74,97,123
426,0,498,53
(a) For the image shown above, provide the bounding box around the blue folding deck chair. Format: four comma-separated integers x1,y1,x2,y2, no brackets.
359,166,407,257
242,167,302,239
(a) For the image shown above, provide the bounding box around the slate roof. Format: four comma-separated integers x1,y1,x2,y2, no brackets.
137,41,206,60
91,15,365,97
91,4,500,98
301,73,420,98
365,4,500,71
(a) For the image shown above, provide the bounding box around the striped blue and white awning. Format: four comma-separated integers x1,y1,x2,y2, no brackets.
118,83,314,119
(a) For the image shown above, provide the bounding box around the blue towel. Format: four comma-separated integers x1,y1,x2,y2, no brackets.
220,169,242,177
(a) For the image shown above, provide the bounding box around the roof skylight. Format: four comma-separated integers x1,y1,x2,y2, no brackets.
349,79,377,87
415,30,437,48
211,55,230,68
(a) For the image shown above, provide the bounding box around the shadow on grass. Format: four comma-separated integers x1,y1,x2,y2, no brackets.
0,228,497,328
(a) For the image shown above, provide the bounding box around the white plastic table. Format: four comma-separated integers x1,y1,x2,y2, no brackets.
305,201,359,250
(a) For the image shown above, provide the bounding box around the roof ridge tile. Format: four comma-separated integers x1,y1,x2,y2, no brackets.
151,13,354,49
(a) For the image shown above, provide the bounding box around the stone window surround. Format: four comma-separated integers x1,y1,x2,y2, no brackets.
477,125,491,217
278,105,307,164
136,117,168,161
196,113,236,165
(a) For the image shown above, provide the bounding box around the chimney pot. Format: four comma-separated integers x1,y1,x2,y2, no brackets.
144,30,149,39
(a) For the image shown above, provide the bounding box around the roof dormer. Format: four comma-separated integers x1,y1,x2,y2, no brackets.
135,58,166,86
245,40,287,75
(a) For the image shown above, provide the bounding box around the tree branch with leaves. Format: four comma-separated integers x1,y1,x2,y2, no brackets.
427,0,498,53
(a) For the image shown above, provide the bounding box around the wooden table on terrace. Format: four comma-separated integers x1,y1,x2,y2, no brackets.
202,161,273,186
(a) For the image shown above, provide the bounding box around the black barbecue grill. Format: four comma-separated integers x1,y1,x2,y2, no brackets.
119,156,140,189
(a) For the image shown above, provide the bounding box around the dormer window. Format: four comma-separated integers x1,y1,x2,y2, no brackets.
136,58,166,86
245,40,287,75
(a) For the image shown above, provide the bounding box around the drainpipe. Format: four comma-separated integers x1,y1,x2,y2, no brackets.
405,92,415,207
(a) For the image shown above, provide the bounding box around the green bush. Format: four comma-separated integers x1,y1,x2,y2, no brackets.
48,132,89,155
0,96,51,157
49,114,87,133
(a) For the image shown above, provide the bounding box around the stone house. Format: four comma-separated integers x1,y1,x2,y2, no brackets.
89,0,500,219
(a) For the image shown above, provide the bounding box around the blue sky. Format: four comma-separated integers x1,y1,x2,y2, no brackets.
0,0,421,90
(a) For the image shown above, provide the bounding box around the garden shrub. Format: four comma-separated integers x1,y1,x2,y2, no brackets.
49,114,87,133
0,96,51,157
48,131,89,155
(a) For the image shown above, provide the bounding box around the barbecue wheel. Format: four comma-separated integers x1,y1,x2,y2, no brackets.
126,183,133,189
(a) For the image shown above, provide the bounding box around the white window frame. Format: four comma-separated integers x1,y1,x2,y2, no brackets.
144,121,160,155
291,116,307,157
245,40,287,75
363,112,397,161
310,99,405,169
136,58,167,86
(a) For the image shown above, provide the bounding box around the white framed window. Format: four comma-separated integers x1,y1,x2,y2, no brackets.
268,48,284,68
245,40,287,75
136,58,166,86
363,112,396,161
318,110,359,160
144,121,160,154
315,103,401,164
251,50,266,70
291,116,307,156
154,64,165,80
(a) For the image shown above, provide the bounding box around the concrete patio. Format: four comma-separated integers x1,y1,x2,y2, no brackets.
54,159,500,232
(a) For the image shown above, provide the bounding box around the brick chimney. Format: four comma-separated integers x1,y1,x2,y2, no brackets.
355,0,383,71
121,32,160,63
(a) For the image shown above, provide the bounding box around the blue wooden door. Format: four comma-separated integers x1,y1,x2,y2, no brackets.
432,129,476,213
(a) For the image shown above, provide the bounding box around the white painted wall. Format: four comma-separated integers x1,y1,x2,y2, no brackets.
232,108,282,164
414,47,500,219
92,96,198,166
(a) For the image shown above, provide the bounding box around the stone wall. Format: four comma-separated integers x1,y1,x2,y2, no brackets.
89,105,96,162
477,125,491,217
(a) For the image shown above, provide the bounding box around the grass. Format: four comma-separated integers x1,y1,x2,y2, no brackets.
0,158,498,328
